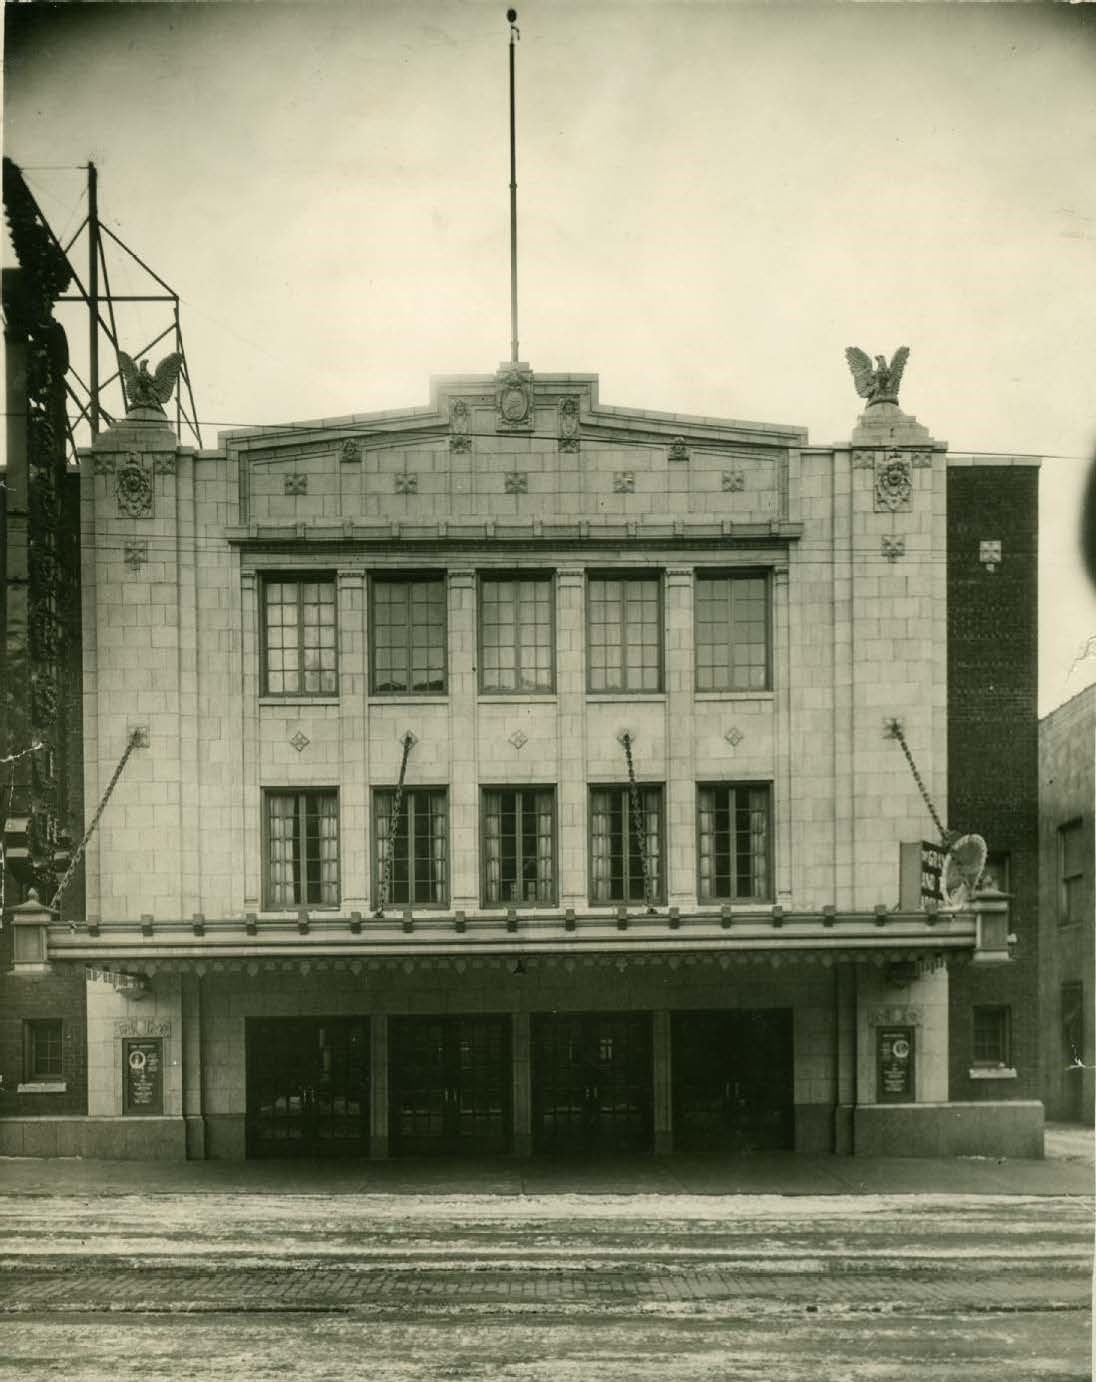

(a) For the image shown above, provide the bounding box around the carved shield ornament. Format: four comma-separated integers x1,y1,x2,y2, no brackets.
874,453,913,512
115,454,153,517
497,370,532,426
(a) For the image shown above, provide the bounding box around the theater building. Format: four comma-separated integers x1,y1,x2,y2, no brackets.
6,362,1042,1160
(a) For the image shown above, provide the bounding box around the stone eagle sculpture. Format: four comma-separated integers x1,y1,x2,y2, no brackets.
119,351,185,413
845,346,910,406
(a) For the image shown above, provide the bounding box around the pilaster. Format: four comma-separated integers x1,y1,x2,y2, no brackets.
556,566,587,908
512,1011,532,1156
240,570,260,908
447,569,478,909
773,565,793,902
664,567,695,908
337,570,368,911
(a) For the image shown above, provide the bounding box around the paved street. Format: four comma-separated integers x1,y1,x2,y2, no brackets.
0,1156,1091,1382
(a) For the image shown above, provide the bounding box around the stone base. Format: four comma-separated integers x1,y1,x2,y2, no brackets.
853,1101,1044,1158
793,1103,834,1153
203,1114,246,1160
0,1116,186,1160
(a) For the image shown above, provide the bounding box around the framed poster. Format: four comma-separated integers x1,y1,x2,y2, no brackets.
123,1037,164,1116
877,1027,915,1104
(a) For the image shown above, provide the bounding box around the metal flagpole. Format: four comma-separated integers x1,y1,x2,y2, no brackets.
507,9,520,364
88,162,100,436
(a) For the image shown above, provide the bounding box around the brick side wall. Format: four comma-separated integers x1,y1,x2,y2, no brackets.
946,465,1040,1101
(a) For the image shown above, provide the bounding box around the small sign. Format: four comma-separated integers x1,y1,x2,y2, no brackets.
87,966,146,994
123,1037,164,1115
899,841,944,911
877,1026,915,1104
113,1019,171,1039
918,843,944,906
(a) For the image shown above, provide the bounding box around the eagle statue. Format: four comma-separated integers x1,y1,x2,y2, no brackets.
845,346,910,406
119,351,185,414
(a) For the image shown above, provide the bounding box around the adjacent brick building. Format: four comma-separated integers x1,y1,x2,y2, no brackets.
1038,685,1095,1124
3,360,1042,1160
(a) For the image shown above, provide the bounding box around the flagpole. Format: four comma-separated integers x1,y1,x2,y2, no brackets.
508,8,519,364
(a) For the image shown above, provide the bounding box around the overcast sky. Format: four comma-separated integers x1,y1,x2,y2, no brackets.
4,1,1095,714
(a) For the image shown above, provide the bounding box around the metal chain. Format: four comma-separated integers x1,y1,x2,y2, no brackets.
885,719,952,846
376,732,415,917
621,732,656,912
58,731,142,923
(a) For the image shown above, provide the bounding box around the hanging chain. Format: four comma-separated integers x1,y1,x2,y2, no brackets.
376,732,415,917
59,731,143,924
621,732,656,913
884,719,953,846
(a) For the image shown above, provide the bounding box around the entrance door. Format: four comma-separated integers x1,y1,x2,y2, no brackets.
389,1015,512,1156
246,1018,369,1157
532,1012,653,1155
672,1009,794,1152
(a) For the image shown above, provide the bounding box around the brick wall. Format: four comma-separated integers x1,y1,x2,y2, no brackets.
946,462,1040,1100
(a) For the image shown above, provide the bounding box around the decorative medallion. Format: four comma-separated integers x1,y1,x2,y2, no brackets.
504,471,528,494
340,438,362,463
668,436,690,463
851,449,875,469
722,470,745,492
115,453,153,518
874,451,913,512
290,731,310,753
725,726,744,747
881,536,906,562
124,540,148,571
284,473,308,495
558,397,580,452
153,455,177,476
979,539,1002,573
496,368,533,429
613,471,635,494
449,399,473,453
93,454,116,475
394,472,418,494
508,729,528,751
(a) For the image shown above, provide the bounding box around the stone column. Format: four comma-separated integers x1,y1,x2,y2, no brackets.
555,566,587,908
664,567,695,908
240,569,261,909
337,570,368,911
447,569,478,910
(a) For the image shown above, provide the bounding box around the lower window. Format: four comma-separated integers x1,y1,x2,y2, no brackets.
697,783,772,902
24,1020,63,1081
374,788,449,907
482,788,556,905
265,790,339,908
590,785,664,904
972,1005,1011,1067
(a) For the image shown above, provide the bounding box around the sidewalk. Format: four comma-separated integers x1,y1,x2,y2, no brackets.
0,1124,1090,1199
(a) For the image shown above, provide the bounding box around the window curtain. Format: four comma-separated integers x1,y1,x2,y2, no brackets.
697,787,715,901
268,794,300,906
747,787,768,901
314,794,339,905
535,791,553,902
590,789,611,902
484,792,502,903
430,794,447,903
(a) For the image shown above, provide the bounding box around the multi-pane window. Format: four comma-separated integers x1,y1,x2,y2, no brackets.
482,788,556,905
265,790,339,908
587,575,662,692
695,573,770,692
590,785,663,904
479,575,555,692
697,783,771,902
371,577,447,694
262,577,337,695
374,789,448,907
24,1020,63,1081
1059,819,1086,924
972,1006,1011,1067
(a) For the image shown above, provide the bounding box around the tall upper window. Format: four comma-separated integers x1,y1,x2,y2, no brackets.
373,788,448,908
697,783,771,902
695,572,770,692
482,788,556,905
262,577,337,696
1059,819,1086,925
479,575,555,692
371,576,447,694
24,1020,63,1082
590,785,664,904
587,575,662,692
265,790,339,908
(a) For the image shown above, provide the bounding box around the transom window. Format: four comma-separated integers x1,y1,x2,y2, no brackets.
587,575,662,692
695,573,770,692
972,1006,1011,1067
482,788,556,905
374,789,448,908
479,575,555,692
590,785,663,904
1059,819,1086,924
24,1020,63,1081
265,790,339,908
262,577,337,696
371,576,447,694
697,783,772,902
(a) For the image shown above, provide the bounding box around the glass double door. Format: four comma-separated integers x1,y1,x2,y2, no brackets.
532,1012,653,1155
246,1018,370,1158
389,1015,512,1156
672,1009,794,1152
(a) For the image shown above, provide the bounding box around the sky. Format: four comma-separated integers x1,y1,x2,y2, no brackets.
3,0,1095,715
